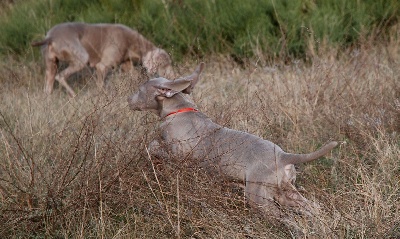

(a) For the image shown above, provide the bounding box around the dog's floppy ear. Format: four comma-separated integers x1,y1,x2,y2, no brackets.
180,62,205,94
155,78,192,98
154,63,205,97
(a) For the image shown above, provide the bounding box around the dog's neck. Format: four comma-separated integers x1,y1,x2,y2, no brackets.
159,93,197,118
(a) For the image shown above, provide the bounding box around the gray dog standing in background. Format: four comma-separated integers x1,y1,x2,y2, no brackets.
32,22,174,97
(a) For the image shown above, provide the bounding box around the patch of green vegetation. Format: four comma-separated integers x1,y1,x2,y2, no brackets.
0,0,399,60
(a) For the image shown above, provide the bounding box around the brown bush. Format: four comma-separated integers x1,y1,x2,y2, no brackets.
0,44,399,238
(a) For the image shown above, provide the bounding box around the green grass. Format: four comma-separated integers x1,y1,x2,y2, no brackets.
0,0,399,60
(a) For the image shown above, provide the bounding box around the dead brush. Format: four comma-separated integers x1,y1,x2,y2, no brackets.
0,43,399,238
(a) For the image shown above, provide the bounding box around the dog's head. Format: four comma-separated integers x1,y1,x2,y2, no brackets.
128,63,205,115
142,48,175,79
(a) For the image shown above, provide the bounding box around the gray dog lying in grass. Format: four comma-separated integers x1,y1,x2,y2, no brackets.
32,22,174,97
128,62,337,217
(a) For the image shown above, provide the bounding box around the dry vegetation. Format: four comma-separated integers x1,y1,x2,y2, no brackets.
0,41,399,238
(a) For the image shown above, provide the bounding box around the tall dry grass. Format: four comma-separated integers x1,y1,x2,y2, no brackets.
0,43,399,238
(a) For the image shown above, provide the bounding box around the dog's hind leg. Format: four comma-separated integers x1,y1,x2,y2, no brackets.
55,56,89,97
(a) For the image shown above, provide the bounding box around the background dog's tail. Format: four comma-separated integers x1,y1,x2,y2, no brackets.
281,141,338,165
31,38,50,47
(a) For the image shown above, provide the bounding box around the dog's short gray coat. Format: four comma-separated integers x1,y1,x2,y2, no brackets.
128,63,338,216
32,22,174,97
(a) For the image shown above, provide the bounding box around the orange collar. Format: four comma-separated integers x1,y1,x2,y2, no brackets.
164,107,198,118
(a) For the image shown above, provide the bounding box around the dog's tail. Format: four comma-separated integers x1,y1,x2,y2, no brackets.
31,38,51,47
281,141,338,165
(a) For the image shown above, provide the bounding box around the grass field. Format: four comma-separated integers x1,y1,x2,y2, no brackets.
0,39,399,237
0,0,399,238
